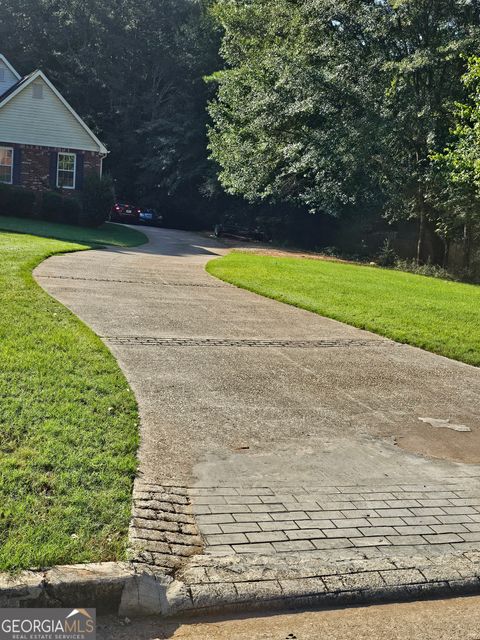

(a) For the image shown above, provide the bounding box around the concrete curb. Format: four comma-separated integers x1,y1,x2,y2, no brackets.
2,554,479,618
163,575,480,619
0,563,133,614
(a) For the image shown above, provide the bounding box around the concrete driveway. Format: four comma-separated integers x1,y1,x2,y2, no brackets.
35,226,480,612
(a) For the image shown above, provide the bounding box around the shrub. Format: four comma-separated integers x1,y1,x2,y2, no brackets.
40,191,81,224
40,191,64,222
376,238,398,267
322,246,341,257
62,197,82,225
80,174,114,228
0,184,35,218
394,259,457,281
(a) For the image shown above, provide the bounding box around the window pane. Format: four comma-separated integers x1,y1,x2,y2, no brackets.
0,148,13,166
0,148,13,183
57,154,75,188
58,154,75,171
32,84,43,99
58,170,74,188
0,165,12,183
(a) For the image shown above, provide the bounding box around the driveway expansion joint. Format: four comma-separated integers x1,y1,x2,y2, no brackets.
38,274,230,288
104,336,396,349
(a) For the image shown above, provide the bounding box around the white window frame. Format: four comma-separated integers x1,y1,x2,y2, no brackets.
0,146,14,185
56,152,76,190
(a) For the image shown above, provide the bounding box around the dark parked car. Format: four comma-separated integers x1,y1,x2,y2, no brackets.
138,208,163,226
110,203,141,223
110,204,163,226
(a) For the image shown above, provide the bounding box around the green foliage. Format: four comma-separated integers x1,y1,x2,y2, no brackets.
2,0,480,261
207,0,480,261
2,176,115,229
380,3,480,228
432,56,480,250
0,223,141,569
394,259,457,282
377,238,398,268
40,191,82,225
80,174,115,228
207,251,480,366
0,184,36,218
207,0,388,215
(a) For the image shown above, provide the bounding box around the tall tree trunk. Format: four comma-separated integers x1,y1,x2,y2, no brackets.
463,221,471,271
443,237,449,269
416,206,425,264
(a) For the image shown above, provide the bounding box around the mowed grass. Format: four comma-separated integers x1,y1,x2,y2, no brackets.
0,217,146,570
0,214,148,247
207,252,480,367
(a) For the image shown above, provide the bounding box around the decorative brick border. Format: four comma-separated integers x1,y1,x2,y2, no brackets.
129,482,203,572
188,480,480,556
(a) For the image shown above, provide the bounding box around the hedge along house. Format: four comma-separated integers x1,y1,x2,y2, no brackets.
0,54,107,194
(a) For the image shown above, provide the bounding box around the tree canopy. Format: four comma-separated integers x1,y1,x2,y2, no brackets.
207,0,480,261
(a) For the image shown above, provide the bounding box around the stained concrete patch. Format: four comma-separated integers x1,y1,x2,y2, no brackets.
419,417,471,433
192,436,479,488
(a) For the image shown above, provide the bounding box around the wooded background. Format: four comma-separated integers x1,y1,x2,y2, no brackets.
1,0,480,278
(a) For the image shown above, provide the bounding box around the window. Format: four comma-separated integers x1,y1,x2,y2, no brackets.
57,153,76,189
0,69,5,83
32,83,43,99
0,147,13,184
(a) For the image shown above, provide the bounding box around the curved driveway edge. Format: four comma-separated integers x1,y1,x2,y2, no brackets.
33,226,480,615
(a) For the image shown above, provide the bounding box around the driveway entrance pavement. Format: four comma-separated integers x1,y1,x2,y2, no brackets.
35,226,480,613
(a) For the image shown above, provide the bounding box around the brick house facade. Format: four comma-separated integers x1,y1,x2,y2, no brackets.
0,141,102,195
0,143,103,194
0,55,107,195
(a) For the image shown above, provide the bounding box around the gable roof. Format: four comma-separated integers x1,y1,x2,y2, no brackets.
0,69,107,154
0,54,21,81
0,71,35,102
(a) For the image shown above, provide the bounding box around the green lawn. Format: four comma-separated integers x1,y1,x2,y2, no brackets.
0,217,146,570
0,214,148,247
207,252,480,367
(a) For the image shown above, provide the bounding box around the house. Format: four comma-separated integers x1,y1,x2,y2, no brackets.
0,54,107,194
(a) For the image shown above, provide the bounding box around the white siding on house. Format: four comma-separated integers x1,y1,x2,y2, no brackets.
0,77,101,152
0,59,19,94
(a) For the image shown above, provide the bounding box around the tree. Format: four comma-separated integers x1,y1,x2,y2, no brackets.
207,0,389,216
207,0,480,261
433,56,480,269
134,0,222,225
380,0,480,263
